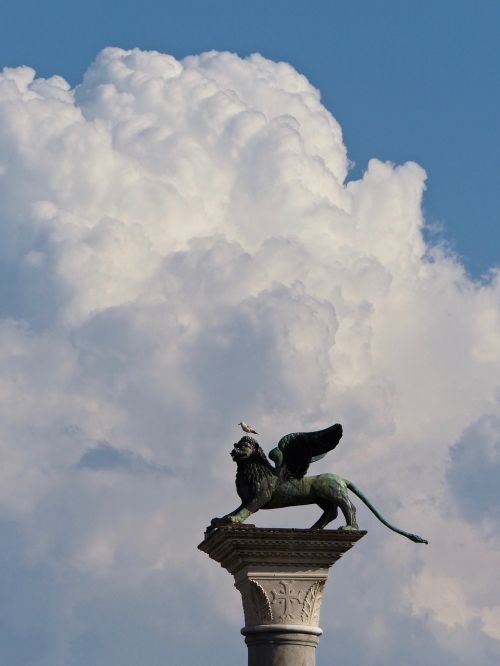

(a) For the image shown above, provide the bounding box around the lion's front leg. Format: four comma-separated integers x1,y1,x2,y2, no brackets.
211,504,248,526
210,506,252,526
211,490,273,527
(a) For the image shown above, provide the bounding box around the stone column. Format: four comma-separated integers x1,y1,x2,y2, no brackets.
198,525,365,666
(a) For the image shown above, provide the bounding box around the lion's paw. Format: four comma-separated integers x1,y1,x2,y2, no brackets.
210,517,226,526
211,515,241,527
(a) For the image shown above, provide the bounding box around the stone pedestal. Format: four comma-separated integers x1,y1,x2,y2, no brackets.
198,525,366,666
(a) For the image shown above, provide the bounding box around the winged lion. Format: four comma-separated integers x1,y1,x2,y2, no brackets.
211,423,428,544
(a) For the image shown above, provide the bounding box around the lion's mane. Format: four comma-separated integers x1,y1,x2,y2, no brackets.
235,436,276,502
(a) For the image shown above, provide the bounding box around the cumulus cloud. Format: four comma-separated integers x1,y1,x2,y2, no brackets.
0,47,499,665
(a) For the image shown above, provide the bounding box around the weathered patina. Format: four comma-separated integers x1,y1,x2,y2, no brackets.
211,424,428,544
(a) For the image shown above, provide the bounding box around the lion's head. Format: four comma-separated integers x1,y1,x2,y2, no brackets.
231,436,260,460
231,436,272,465
232,436,276,501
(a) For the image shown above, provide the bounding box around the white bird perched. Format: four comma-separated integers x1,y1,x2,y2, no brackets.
238,421,259,435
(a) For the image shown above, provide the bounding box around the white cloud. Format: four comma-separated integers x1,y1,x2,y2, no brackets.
0,47,499,665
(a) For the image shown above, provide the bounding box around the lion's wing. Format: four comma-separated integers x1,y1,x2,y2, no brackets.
270,423,343,480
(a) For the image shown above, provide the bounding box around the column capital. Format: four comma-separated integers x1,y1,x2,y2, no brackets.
199,525,365,633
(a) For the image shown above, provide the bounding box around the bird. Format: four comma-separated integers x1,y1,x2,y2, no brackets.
238,421,259,435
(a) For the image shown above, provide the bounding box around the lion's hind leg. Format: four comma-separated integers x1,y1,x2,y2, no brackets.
337,494,359,530
310,501,338,529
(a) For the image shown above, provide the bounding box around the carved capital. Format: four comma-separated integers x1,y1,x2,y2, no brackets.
237,576,327,627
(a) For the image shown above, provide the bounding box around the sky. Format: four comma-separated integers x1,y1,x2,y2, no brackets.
1,1,499,277
0,3,499,666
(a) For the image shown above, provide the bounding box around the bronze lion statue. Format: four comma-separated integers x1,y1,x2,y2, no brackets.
211,424,428,544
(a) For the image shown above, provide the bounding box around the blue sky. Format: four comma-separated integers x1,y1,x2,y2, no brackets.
1,0,498,276
1,4,500,666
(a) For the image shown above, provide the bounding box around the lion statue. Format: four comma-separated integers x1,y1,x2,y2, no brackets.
211,424,428,544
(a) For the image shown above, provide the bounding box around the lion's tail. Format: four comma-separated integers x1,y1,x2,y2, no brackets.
346,481,428,544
